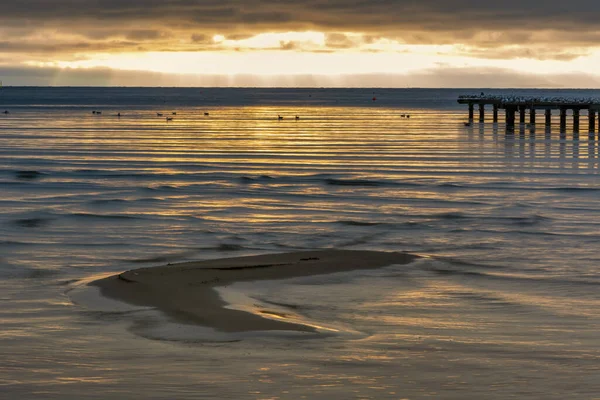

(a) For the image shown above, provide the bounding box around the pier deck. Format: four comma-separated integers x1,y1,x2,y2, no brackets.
458,95,600,133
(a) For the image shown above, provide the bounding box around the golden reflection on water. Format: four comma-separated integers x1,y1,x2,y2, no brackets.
10,104,593,227
8,104,593,176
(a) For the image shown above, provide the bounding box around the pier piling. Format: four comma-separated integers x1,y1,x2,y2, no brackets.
573,109,580,133
493,104,499,123
468,104,474,122
589,110,596,133
519,106,526,125
479,104,485,123
545,109,552,127
560,108,567,132
505,106,516,130
529,109,536,125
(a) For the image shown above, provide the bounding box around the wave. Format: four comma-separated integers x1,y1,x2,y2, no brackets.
238,174,397,188
127,244,247,264
432,211,467,220
12,217,53,228
129,250,198,264
430,264,600,288
419,257,600,289
337,220,385,226
549,187,600,192
195,243,252,252
72,169,182,179
428,212,548,225
88,199,131,205
428,267,488,278
0,260,61,279
8,210,149,230
505,214,550,226
0,240,31,246
26,268,62,279
430,256,511,271
216,243,245,251
240,175,275,183
90,197,166,206
14,170,46,181
141,185,181,192
325,178,384,187
70,212,145,220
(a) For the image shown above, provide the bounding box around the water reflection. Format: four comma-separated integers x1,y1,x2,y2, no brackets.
474,121,599,170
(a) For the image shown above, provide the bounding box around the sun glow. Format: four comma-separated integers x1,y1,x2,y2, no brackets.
23,30,600,80
218,31,326,49
31,49,599,77
35,51,446,75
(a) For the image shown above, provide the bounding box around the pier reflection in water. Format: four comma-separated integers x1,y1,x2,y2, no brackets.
464,120,600,172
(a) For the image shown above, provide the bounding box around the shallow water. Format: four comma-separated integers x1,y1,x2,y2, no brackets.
1,88,600,399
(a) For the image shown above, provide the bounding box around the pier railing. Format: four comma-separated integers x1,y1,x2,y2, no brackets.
458,95,600,132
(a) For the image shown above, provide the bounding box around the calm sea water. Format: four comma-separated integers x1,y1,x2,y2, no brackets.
1,87,600,399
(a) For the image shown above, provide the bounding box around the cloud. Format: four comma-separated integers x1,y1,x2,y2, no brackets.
1,0,600,81
191,34,209,43
126,30,168,41
325,33,357,49
456,46,590,61
279,41,297,50
1,1,600,50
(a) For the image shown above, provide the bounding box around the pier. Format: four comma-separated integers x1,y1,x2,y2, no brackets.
458,95,600,133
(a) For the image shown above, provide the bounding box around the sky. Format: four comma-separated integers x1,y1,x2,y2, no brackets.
2,0,600,87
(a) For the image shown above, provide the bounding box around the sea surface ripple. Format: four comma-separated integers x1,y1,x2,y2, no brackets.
1,87,599,399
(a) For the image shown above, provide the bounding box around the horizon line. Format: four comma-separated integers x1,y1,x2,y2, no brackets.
2,85,600,90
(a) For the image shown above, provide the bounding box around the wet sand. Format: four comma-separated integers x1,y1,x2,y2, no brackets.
92,250,417,333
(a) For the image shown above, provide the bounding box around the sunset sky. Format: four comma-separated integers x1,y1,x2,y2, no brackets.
2,0,600,87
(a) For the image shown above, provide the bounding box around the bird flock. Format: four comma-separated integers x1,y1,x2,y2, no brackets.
1,92,419,120
84,110,303,121
2,107,415,121
89,110,213,121
459,94,600,105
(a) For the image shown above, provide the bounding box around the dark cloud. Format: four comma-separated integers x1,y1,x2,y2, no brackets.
0,40,139,53
1,1,599,42
224,34,254,41
0,0,599,69
191,33,209,43
126,30,167,41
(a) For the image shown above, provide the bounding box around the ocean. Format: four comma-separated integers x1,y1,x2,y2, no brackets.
1,87,599,399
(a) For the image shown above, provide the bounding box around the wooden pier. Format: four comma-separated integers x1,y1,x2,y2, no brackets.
458,95,600,133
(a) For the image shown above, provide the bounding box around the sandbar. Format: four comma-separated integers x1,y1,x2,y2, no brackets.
92,249,417,333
